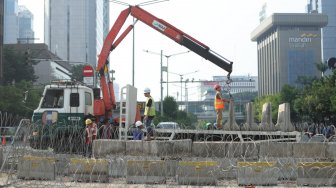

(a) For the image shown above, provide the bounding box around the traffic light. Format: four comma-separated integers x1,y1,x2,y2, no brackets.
24,48,30,64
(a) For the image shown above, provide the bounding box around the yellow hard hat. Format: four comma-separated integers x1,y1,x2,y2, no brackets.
85,119,92,125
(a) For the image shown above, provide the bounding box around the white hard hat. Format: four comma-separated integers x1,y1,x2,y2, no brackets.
135,121,143,127
144,87,151,93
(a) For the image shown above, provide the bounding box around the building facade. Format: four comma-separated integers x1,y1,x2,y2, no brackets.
44,0,106,68
6,43,72,84
18,5,34,43
4,0,18,44
251,13,328,96
201,75,258,101
307,0,336,62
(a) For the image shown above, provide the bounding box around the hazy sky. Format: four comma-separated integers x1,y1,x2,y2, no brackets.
18,0,307,101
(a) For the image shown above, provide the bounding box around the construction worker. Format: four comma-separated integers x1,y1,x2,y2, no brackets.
143,88,156,141
133,121,145,140
85,118,96,157
214,84,231,130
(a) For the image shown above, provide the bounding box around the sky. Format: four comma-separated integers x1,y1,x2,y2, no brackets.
18,0,307,101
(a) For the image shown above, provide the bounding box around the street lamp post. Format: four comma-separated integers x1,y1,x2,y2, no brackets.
109,0,169,86
185,78,189,112
143,49,190,96
160,50,163,116
168,70,198,110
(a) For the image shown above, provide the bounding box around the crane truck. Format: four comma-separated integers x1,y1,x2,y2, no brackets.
29,5,233,153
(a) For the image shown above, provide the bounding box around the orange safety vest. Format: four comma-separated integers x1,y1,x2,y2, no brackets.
214,91,224,110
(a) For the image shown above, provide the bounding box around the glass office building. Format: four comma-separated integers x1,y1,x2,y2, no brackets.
18,6,34,43
45,0,107,67
307,0,336,62
4,0,18,44
251,13,328,96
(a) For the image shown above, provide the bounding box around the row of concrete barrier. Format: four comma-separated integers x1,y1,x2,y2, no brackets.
92,139,336,160
14,155,336,186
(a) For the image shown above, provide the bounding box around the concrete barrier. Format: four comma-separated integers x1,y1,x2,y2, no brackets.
192,142,258,159
259,142,293,158
126,139,192,157
260,103,275,131
237,161,279,186
177,161,218,185
297,162,336,186
275,103,294,132
223,101,240,131
93,139,125,158
126,160,166,184
107,155,161,177
226,142,259,159
126,140,144,156
293,143,326,159
192,142,226,158
17,155,56,180
185,157,238,180
326,143,336,160
69,158,109,182
245,102,259,131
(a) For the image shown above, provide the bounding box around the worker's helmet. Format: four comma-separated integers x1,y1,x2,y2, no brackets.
206,122,212,128
144,87,151,93
214,84,221,91
135,121,143,128
85,119,92,125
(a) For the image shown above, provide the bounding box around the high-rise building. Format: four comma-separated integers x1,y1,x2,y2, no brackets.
17,5,34,43
4,0,18,44
103,0,109,38
307,0,336,63
251,13,328,96
44,0,107,68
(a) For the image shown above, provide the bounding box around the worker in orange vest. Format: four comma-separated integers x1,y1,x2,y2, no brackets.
85,119,97,157
214,84,231,129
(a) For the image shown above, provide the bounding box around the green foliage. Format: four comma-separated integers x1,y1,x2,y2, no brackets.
163,96,178,118
70,64,86,82
154,96,197,129
293,71,336,124
254,94,281,123
315,61,329,76
3,46,37,84
280,85,300,122
0,80,43,117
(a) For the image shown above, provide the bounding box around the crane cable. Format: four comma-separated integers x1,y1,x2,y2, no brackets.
225,75,233,98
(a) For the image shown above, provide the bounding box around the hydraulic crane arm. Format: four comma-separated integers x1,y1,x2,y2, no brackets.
97,5,233,113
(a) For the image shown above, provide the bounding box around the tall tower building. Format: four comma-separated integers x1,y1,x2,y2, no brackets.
4,0,18,44
320,0,336,62
17,5,34,43
103,0,109,38
307,0,336,63
44,0,106,67
251,13,328,96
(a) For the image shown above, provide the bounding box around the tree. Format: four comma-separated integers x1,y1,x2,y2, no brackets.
0,80,42,117
154,95,197,129
280,85,300,122
163,96,178,118
316,61,329,77
70,64,86,82
293,70,336,124
3,46,37,85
